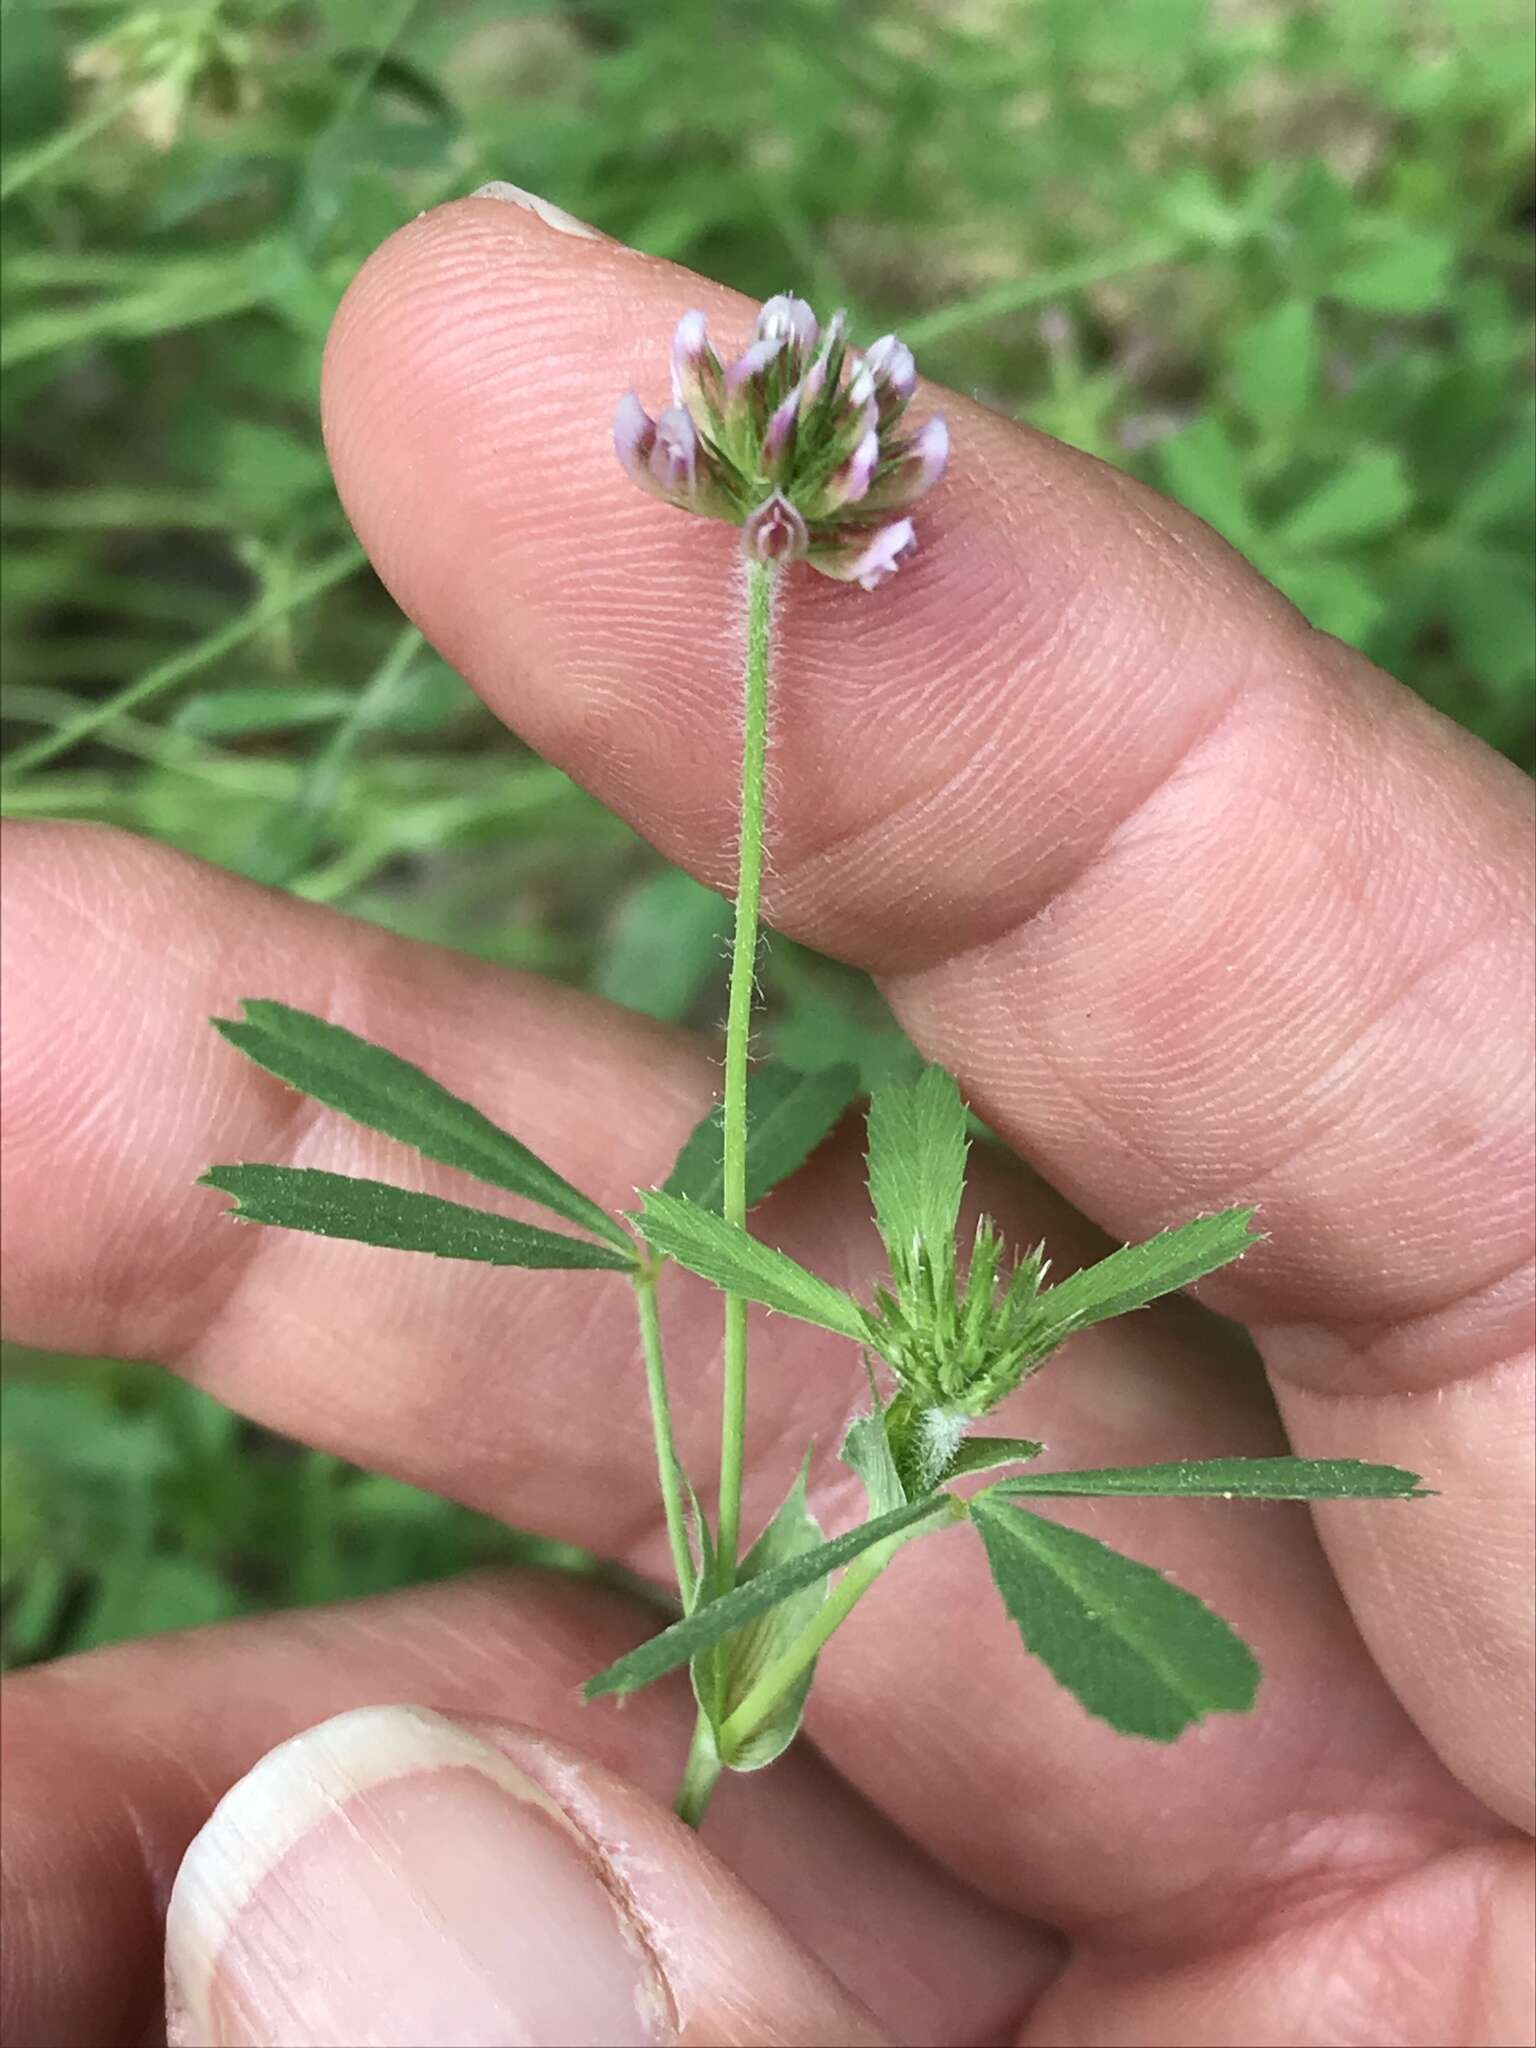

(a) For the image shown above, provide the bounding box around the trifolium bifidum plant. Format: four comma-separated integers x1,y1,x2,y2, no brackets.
202,297,1426,1826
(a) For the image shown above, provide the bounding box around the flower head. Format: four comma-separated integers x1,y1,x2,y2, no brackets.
614,297,946,590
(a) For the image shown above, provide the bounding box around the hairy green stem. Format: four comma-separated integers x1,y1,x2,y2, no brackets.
716,557,777,1583
672,557,777,1833
632,1261,697,1611
717,1497,963,1757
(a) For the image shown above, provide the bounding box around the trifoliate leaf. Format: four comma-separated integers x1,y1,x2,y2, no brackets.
662,1062,859,1212
971,1498,1260,1741
212,1000,629,1251
987,1456,1428,1500
585,1494,958,1700
698,1458,828,1770
202,1165,634,1270
866,1065,969,1285
633,1191,868,1342
1032,1209,1261,1348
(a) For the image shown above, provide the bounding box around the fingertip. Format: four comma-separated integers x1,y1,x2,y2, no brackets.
164,1703,889,2047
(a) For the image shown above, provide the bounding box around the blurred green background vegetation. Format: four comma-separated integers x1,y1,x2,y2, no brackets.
2,0,1532,1668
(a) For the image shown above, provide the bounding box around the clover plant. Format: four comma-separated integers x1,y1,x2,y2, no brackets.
202,299,1425,1827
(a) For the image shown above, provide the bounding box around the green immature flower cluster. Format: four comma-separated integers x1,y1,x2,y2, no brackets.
614,295,948,589
854,1067,1063,1487
865,1221,1053,1420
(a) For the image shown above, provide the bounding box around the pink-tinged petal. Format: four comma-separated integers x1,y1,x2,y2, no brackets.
863,333,916,404
755,294,819,361
673,308,709,355
799,352,829,413
723,335,785,402
866,413,949,511
843,363,877,414
800,310,847,412
648,406,698,500
821,427,880,511
613,391,658,490
909,413,949,490
741,490,809,563
762,385,801,476
671,308,722,416
810,517,918,590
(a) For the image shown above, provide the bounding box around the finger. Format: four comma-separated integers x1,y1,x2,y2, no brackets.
320,198,1534,1819
323,196,1533,1338
0,822,1500,1934
166,1704,892,2048
1,818,711,1547
1,1572,1035,2048
1015,1836,1534,2048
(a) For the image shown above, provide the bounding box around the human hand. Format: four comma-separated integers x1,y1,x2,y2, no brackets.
3,193,1531,2048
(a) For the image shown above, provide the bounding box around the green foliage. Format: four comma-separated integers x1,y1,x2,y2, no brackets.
0,0,1503,1669
988,1456,1428,1501
212,998,630,1249
201,1164,635,1270
1030,1210,1262,1346
584,1493,957,1702
866,1065,970,1286
593,868,730,1024
971,1497,1261,1741
862,1071,1056,1461
633,1190,868,1341
0,1352,595,1670
858,1075,1261,1472
662,1062,859,1213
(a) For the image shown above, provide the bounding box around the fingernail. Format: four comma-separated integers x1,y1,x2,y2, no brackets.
468,180,608,240
165,1705,673,2047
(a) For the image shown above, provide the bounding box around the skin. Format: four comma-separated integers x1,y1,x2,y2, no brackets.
1,199,1532,2047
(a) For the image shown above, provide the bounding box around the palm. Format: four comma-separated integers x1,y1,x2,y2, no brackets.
3,200,1529,2047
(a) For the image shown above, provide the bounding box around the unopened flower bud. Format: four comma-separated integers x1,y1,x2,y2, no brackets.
755,294,818,364
671,309,722,421
761,386,801,477
743,490,809,562
613,391,658,491
818,427,880,513
724,337,784,406
865,414,949,513
813,518,918,591
863,333,917,409
649,407,698,500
